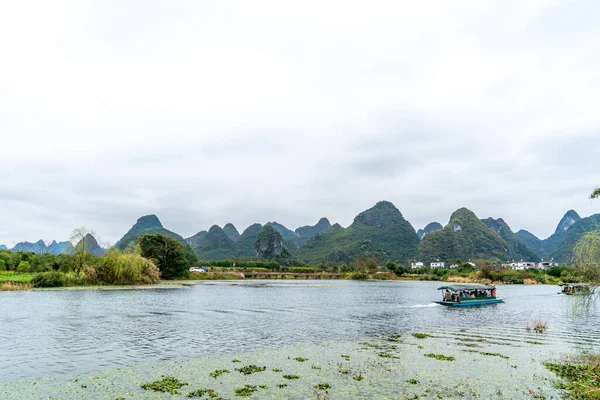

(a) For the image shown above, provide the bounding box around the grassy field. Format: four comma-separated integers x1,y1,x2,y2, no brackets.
0,272,36,282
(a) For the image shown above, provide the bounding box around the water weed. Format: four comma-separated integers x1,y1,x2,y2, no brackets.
141,376,188,395
234,384,257,396
187,388,219,398
283,374,300,380
424,353,455,361
480,352,509,359
294,357,309,362
209,369,230,378
234,365,266,375
412,333,433,339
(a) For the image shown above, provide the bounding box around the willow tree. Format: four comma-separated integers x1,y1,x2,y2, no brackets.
591,187,600,199
572,187,600,287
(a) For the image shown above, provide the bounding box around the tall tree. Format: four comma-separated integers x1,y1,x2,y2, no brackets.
592,187,600,199
139,234,190,279
69,227,95,273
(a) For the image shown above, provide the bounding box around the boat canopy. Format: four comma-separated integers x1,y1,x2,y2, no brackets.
437,283,494,292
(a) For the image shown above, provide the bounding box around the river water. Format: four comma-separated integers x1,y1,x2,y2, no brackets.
1,280,598,383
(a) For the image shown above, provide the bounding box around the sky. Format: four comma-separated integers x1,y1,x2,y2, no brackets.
1,0,599,246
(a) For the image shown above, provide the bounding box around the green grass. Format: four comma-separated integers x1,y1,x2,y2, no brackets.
0,272,35,282
544,354,600,399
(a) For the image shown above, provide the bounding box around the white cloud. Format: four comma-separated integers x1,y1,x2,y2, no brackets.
0,0,599,245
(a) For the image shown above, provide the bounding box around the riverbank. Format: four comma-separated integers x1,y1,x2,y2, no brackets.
0,326,564,399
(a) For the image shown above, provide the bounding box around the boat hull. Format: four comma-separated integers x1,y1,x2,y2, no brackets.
435,299,504,307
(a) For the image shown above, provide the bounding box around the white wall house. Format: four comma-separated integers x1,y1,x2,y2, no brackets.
410,261,424,269
502,261,536,270
430,262,445,269
537,261,559,270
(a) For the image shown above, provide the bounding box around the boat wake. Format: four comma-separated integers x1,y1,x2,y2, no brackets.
398,303,440,308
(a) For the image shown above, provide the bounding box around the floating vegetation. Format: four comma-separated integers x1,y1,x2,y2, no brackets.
314,383,331,391
277,383,288,388
272,368,282,372
232,359,242,363
406,378,420,384
340,354,351,361
388,334,402,342
460,329,467,332
234,384,257,396
378,352,398,359
209,369,230,378
417,345,424,349
187,388,219,398
544,354,600,399
526,319,548,333
424,353,455,361
480,352,509,359
259,385,268,389
141,376,188,395
283,374,301,380
527,341,544,345
412,333,433,339
311,365,321,370
359,341,381,348
234,365,266,375
353,374,364,381
338,368,350,375
294,357,309,362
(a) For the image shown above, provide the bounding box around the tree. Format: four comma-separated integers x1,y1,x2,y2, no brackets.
591,187,600,199
139,234,190,279
69,227,96,273
573,231,600,284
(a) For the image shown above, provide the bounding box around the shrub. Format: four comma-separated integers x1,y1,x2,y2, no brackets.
139,234,190,279
349,272,369,280
95,252,160,285
17,261,31,273
31,272,65,288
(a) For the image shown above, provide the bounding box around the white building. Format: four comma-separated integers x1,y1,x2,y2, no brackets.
502,261,536,270
537,261,559,270
430,262,445,269
410,261,424,269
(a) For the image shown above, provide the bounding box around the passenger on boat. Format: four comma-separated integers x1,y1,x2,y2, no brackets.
491,287,496,297
444,290,451,301
461,291,467,300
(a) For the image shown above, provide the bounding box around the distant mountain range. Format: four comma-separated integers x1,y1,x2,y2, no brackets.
3,202,599,265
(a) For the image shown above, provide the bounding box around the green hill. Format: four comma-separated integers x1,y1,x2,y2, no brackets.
515,230,541,254
295,201,419,265
223,223,240,240
418,222,443,239
185,230,208,248
235,223,263,258
115,215,198,266
481,218,540,261
265,222,298,251
418,208,511,262
295,218,331,246
549,213,600,262
192,225,237,260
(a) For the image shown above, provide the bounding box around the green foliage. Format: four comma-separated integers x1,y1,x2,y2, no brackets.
573,230,600,283
480,352,509,359
191,225,237,261
140,376,188,395
349,272,369,280
283,374,300,380
234,384,258,396
293,357,309,362
187,387,219,398
17,261,31,272
550,214,600,262
592,188,600,199
481,217,540,261
139,234,191,279
31,272,66,288
94,251,160,285
209,369,230,379
314,383,331,391
412,333,433,339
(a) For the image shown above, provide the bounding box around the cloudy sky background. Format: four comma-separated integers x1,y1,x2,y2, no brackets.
1,0,599,246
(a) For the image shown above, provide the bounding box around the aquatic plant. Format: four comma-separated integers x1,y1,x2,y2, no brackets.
353,374,364,381
480,352,509,359
314,383,331,391
283,374,300,380
259,385,268,389
527,341,544,345
412,333,433,339
311,365,321,370
272,368,282,372
235,364,266,375
377,352,398,359
232,359,242,363
234,384,257,396
359,341,380,348
293,357,309,362
526,319,548,333
340,354,351,361
141,376,188,395
187,388,219,398
209,369,230,378
417,345,424,349
276,383,288,388
424,353,455,361
545,354,600,399
406,378,420,384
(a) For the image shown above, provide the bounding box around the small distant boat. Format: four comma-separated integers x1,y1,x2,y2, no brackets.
558,284,591,295
434,283,504,307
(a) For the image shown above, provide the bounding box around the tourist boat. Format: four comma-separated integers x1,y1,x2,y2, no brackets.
434,283,504,307
558,283,591,295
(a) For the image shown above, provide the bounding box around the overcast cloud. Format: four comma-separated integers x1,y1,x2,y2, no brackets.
1,0,599,246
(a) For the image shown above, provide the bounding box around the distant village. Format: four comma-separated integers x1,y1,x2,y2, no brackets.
409,260,560,270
